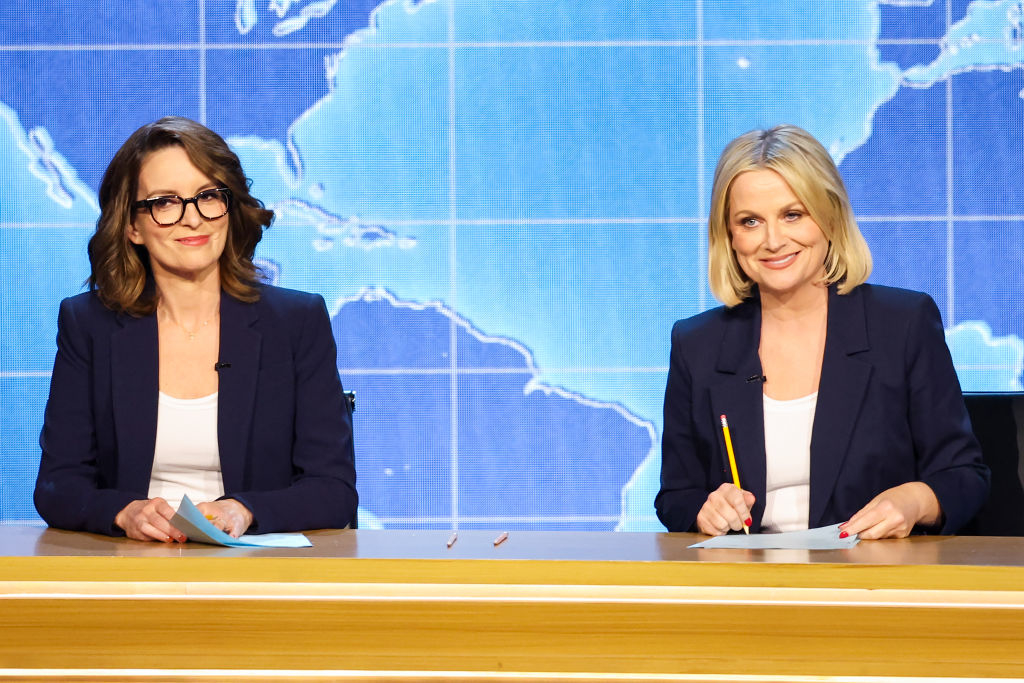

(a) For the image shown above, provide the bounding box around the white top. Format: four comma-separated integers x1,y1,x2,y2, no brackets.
148,391,224,510
761,392,817,532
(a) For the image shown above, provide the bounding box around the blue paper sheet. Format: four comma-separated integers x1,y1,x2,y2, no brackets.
688,523,859,549
171,495,312,548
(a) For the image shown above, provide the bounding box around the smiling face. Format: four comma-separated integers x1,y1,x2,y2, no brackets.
128,145,229,285
727,169,829,304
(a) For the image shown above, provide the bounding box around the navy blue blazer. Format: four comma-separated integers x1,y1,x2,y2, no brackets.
655,284,989,534
34,285,358,536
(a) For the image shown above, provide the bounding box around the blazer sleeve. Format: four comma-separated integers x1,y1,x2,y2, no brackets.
34,298,139,535
655,320,713,532
905,295,990,533
227,295,358,532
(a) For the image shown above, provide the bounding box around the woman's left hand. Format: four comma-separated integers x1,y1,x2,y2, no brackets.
840,482,941,540
196,499,254,538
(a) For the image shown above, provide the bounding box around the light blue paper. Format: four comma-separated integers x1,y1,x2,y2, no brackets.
171,495,313,548
688,523,859,549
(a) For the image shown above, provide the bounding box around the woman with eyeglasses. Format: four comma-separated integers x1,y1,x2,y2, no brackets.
34,117,357,541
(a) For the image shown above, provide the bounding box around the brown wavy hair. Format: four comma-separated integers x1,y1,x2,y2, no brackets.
707,124,872,307
88,116,273,315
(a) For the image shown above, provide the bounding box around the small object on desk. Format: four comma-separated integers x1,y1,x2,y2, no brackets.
688,523,859,550
171,495,312,548
720,414,749,534
446,531,458,548
493,531,509,546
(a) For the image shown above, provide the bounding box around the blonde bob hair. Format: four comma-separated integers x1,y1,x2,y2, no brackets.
707,124,872,307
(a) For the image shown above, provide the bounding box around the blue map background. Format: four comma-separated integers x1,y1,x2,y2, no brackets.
1,0,1022,530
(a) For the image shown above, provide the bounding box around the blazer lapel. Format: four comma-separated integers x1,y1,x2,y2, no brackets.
708,300,769,528
808,286,872,526
216,293,261,492
111,312,159,494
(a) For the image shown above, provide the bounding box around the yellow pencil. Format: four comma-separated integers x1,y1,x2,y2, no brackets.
720,414,749,534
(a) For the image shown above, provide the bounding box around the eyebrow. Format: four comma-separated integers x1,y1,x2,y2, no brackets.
139,182,220,199
731,201,806,218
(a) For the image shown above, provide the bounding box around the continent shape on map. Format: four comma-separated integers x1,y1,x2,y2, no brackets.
0,104,96,371
330,289,655,529
237,0,911,404
904,0,1024,85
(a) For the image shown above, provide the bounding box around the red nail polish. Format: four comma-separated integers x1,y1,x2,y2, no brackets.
744,518,752,527
839,531,849,539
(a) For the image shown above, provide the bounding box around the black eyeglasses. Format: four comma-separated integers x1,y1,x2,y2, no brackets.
133,187,233,226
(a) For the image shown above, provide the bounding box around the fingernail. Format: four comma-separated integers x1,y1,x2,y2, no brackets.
839,531,849,539
744,518,752,527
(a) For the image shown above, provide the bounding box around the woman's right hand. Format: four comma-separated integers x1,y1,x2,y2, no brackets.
114,498,186,542
696,483,755,536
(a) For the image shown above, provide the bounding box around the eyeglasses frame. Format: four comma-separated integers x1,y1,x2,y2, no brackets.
132,187,233,226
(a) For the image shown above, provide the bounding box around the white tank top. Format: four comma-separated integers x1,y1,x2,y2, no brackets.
761,392,817,532
148,391,224,510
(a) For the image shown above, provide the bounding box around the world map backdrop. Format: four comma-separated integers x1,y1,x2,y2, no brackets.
2,0,1022,530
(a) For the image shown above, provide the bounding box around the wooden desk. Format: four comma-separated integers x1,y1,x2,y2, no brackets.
1,526,1023,681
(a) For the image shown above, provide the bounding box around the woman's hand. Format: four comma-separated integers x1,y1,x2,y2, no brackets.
841,482,941,540
115,498,185,542
696,483,755,536
196,499,254,538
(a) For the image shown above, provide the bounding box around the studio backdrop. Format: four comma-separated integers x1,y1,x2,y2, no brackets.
2,0,1022,530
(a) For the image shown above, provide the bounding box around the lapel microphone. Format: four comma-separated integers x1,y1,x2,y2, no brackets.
214,362,232,371
746,374,767,383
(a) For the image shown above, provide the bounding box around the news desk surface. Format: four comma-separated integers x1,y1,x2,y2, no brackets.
1,526,1023,681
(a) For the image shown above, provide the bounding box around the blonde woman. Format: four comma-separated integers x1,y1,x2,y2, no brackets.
655,125,988,539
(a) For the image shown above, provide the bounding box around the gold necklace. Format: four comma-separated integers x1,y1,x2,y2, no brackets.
161,308,219,341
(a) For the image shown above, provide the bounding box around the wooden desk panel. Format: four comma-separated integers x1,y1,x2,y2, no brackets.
1,527,1023,681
